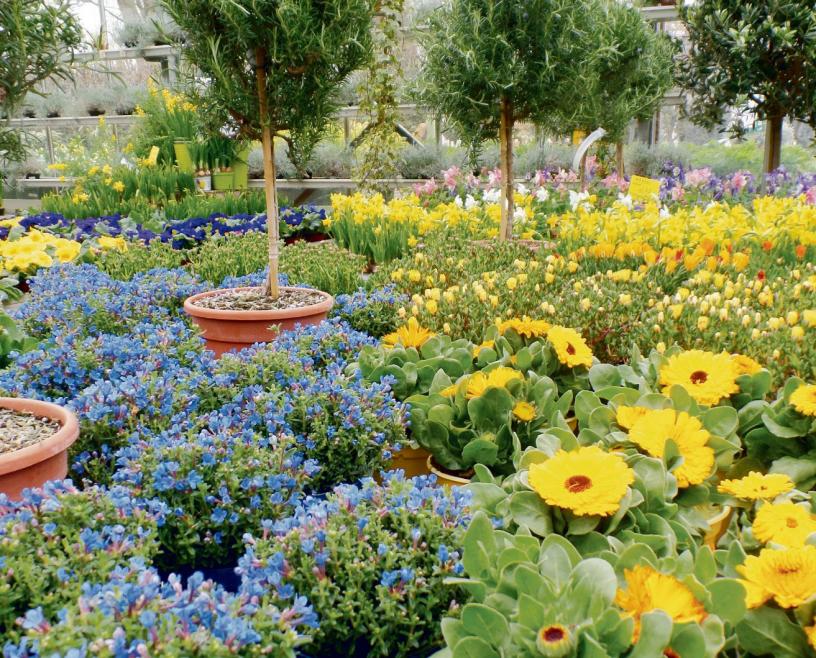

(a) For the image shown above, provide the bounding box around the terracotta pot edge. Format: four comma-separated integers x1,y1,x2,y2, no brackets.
0,397,79,476
184,286,334,321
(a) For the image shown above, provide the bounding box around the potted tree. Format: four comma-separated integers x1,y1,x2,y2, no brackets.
416,0,597,241
164,0,375,356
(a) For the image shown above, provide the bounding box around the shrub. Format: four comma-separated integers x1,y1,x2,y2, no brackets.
5,570,315,658
331,286,407,338
0,481,159,637
93,240,187,280
239,474,471,658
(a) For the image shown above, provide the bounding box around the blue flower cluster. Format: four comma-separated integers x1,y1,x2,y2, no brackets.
0,262,462,654
331,285,407,338
8,206,328,248
238,473,470,658
4,567,315,657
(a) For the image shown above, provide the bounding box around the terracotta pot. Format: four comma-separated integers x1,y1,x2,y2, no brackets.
184,286,334,358
703,505,733,549
0,397,79,501
427,456,471,488
388,445,432,478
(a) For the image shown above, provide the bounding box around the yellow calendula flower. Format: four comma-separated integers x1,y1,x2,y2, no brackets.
615,406,649,430
528,445,634,517
382,317,435,350
438,384,457,398
659,350,739,406
730,353,763,376
790,384,816,417
752,502,816,547
497,316,551,339
628,409,714,488
465,367,522,399
717,472,794,500
536,624,573,656
472,340,495,358
547,326,593,369
512,401,536,422
738,546,816,608
615,566,708,643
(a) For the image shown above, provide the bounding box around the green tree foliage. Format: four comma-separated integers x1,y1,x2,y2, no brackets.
678,1,816,173
416,0,595,240
0,0,82,163
161,0,375,296
560,0,675,173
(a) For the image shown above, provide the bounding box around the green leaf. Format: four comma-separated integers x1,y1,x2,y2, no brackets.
736,608,811,658
628,611,672,658
707,579,746,625
702,406,738,437
461,603,510,646
462,438,499,467
451,637,500,658
463,512,496,579
509,491,553,537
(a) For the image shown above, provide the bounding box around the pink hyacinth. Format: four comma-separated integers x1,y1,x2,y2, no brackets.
685,168,712,188
488,168,502,187
442,166,460,191
805,186,816,205
671,186,685,201
731,171,747,192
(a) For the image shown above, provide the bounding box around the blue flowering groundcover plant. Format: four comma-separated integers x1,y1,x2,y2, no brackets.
0,262,462,656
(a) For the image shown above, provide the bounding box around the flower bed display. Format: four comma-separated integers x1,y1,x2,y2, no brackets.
1,177,815,657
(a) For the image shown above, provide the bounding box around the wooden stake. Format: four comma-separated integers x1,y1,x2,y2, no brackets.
616,141,625,178
255,48,280,299
763,114,783,175
498,96,514,241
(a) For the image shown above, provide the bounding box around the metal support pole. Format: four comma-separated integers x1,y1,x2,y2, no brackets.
45,127,55,165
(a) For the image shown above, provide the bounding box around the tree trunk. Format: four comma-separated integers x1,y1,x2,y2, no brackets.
255,48,280,299
498,96,514,241
579,152,588,191
763,114,784,174
616,141,625,178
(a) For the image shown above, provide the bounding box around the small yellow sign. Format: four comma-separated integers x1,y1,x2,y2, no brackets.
628,175,661,201
146,146,160,166
572,130,587,146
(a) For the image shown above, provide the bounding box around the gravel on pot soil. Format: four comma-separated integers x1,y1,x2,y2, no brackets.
0,408,61,455
191,287,327,312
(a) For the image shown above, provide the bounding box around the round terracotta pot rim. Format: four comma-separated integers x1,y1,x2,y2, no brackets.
0,397,79,477
184,286,334,321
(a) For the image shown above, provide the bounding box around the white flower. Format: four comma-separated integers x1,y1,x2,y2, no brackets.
464,194,478,210
454,196,463,208
569,190,590,211
535,187,549,202
516,183,529,196
483,188,501,203
659,206,671,219
513,206,528,224
617,193,633,209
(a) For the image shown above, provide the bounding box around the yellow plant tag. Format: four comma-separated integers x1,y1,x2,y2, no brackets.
146,146,160,166
628,175,661,201
572,130,587,146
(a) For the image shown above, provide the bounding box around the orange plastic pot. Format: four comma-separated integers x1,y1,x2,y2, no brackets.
427,456,471,488
0,397,79,501
388,445,432,478
184,286,334,357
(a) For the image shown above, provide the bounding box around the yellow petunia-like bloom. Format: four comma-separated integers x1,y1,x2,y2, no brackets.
616,405,649,430
717,472,794,501
752,502,816,547
528,445,634,517
615,566,708,643
497,316,551,339
790,384,816,417
547,326,593,369
659,350,739,406
465,367,522,399
615,565,708,642
628,408,714,488
382,317,435,350
738,546,816,608
512,401,536,422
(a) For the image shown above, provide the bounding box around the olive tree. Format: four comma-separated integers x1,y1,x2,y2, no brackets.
161,0,375,297
416,0,594,240
560,0,675,176
0,0,82,163
678,0,816,173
